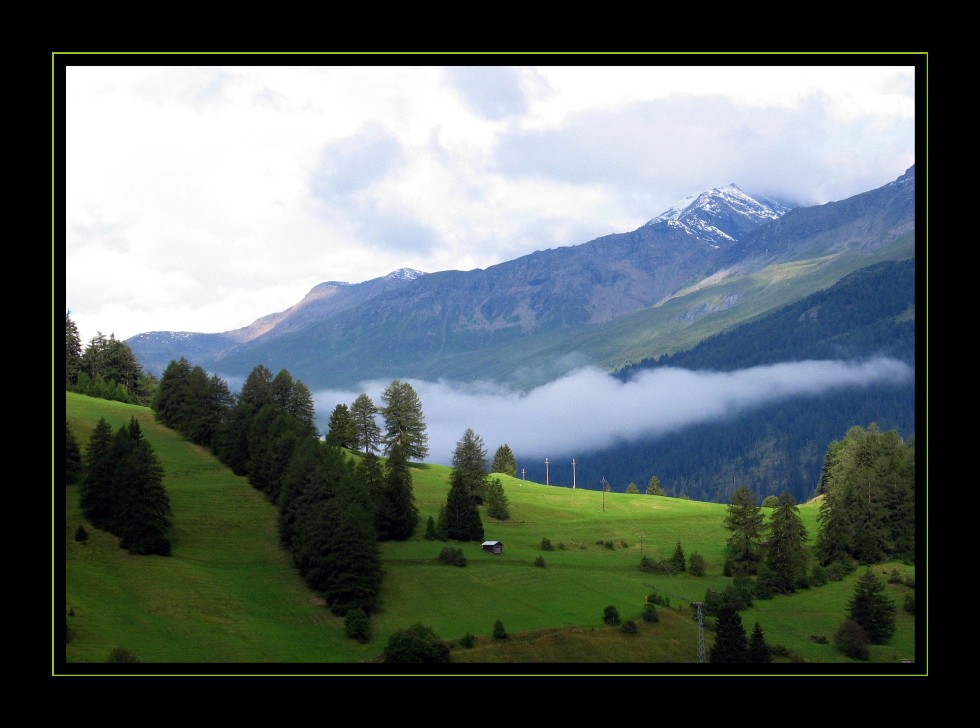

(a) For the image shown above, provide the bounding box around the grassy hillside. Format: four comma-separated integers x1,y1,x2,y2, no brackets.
61,392,918,672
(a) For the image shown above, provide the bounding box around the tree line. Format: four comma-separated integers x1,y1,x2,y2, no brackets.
66,312,158,406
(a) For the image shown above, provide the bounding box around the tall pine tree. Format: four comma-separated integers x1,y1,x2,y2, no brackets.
376,442,419,540
724,485,765,575
763,491,808,594
381,380,429,461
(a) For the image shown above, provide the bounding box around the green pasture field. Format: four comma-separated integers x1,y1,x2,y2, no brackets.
60,392,919,672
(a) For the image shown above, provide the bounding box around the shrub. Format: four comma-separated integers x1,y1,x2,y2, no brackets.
834,619,870,660
887,568,903,584
904,575,916,589
438,547,467,567
534,555,546,568
107,647,139,663
492,620,508,640
344,608,371,643
810,564,828,587
74,525,89,543
540,537,555,551
620,620,637,635
642,602,659,623
557,542,567,550
424,516,438,540
904,594,915,615
762,495,779,508
639,556,675,575
604,540,615,550
826,559,856,582
620,540,629,548
770,644,790,658
670,541,686,571
722,558,733,577
603,605,620,625
688,553,706,576
647,590,670,608
809,635,828,644
459,633,476,648
384,623,451,663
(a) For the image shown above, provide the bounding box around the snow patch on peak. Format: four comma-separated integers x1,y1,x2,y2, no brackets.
386,267,426,281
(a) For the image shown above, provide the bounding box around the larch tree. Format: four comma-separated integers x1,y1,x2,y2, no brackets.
350,393,382,454
380,380,429,461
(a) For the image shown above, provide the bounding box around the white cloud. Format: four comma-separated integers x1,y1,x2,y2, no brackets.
313,357,914,466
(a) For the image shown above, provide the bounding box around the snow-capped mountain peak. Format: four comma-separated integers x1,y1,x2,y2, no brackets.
386,267,427,281
645,184,792,248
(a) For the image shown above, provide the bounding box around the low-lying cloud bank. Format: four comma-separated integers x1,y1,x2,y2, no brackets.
314,357,913,466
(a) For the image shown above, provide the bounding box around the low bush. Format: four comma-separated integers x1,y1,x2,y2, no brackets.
540,538,555,551
344,608,371,643
438,547,467,567
533,555,546,568
603,605,620,625
620,620,637,635
834,619,870,661
493,620,508,640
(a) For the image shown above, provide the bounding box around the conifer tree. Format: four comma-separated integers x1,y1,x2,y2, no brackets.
112,417,172,555
848,568,896,644
380,380,429,461
452,428,489,503
79,418,116,529
325,404,358,449
764,491,808,594
377,442,419,540
724,485,765,575
748,622,772,663
490,444,517,476
66,311,82,387
486,477,510,520
444,468,484,541
350,393,382,454
66,420,83,485
710,605,749,663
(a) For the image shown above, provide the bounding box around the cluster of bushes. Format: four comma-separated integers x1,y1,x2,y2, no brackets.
438,547,467,567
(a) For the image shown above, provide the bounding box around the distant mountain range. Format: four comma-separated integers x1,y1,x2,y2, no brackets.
128,166,915,398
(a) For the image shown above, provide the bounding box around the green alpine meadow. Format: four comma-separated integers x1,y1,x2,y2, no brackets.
62,392,916,671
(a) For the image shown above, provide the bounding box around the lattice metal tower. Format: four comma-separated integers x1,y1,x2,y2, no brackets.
694,602,706,663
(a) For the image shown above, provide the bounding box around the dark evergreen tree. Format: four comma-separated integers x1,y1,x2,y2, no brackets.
486,477,510,520
748,622,772,663
490,444,517,476
113,418,172,555
646,475,664,495
444,468,484,541
710,605,749,663
354,451,386,524
350,393,382,454
724,485,765,575
376,442,419,540
764,491,809,594
239,364,275,415
319,474,382,615
287,379,318,439
452,428,489,503
246,404,302,503
380,380,429,460
816,424,915,565
670,541,686,572
66,311,83,387
80,333,148,404
211,401,253,476
66,420,83,485
847,568,897,644
325,404,358,449
79,418,116,529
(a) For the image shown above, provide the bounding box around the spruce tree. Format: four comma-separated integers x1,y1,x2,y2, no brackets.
444,468,484,541
724,485,765,575
377,442,419,540
764,491,808,594
486,477,510,520
848,568,897,644
66,311,82,387
452,428,489,503
748,622,772,663
325,403,358,449
490,444,517,476
710,605,749,663
66,420,83,485
670,541,686,572
79,418,116,529
113,417,172,555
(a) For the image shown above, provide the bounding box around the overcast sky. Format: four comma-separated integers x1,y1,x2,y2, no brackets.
63,60,917,347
